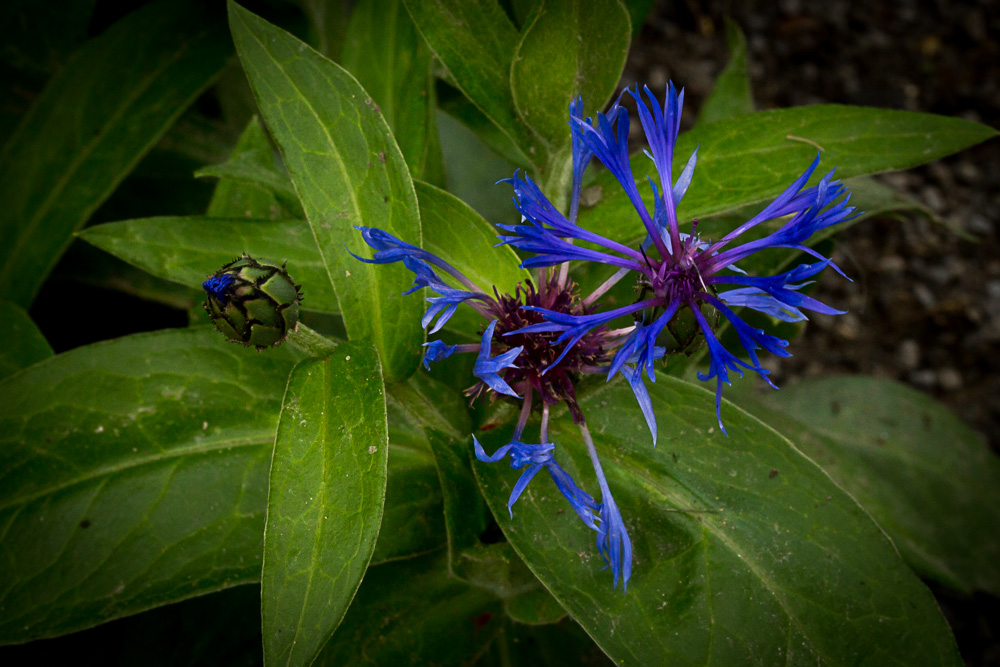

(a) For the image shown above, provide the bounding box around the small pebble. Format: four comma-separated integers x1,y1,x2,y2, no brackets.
911,369,937,387
939,368,963,391
923,186,946,213
963,213,993,235
897,339,920,370
913,283,936,309
880,255,906,273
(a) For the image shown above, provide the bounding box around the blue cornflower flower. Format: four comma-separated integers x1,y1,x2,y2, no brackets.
500,82,857,438
351,97,637,590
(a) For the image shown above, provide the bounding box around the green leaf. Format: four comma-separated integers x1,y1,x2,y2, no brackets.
473,377,961,665
0,0,232,307
389,373,484,560
417,180,529,295
403,0,543,168
697,18,753,125
0,328,444,643
399,368,561,615
0,328,302,643
0,0,95,143
731,376,1000,596
77,217,339,314
314,551,503,665
0,302,52,380
262,344,387,666
341,0,444,183
623,0,656,34
198,116,304,220
578,106,998,244
504,585,568,625
229,1,423,382
56,244,203,313
511,0,630,150
427,427,488,568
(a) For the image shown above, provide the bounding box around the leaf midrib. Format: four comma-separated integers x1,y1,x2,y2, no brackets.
0,435,266,511
237,11,387,359
281,361,331,666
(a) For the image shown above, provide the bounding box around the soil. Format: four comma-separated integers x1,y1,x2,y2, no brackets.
623,1,1000,663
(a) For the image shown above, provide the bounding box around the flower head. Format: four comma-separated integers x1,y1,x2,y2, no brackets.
501,83,857,438
351,219,632,588
202,253,302,349
350,97,636,589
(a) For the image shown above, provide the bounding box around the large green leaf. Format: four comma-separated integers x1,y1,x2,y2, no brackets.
262,345,387,666
473,377,961,665
0,302,52,381
341,0,444,183
403,0,543,169
0,0,232,307
0,328,301,643
577,106,998,243
697,18,753,126
0,328,444,643
78,217,338,314
315,551,503,665
732,376,1000,596
229,1,423,382
510,0,630,152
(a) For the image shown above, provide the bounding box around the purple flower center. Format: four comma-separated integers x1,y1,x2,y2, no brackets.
655,262,703,304
465,277,610,422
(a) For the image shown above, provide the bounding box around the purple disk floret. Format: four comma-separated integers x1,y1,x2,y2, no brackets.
500,81,857,438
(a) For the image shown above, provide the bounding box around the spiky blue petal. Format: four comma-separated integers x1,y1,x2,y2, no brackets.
473,436,599,528
719,288,809,322
596,487,633,591
474,320,523,398
422,340,457,370
711,261,847,317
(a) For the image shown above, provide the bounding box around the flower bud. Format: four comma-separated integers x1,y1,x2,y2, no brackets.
202,254,302,349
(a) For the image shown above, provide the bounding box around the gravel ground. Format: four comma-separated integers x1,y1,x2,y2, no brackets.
622,1,1000,663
